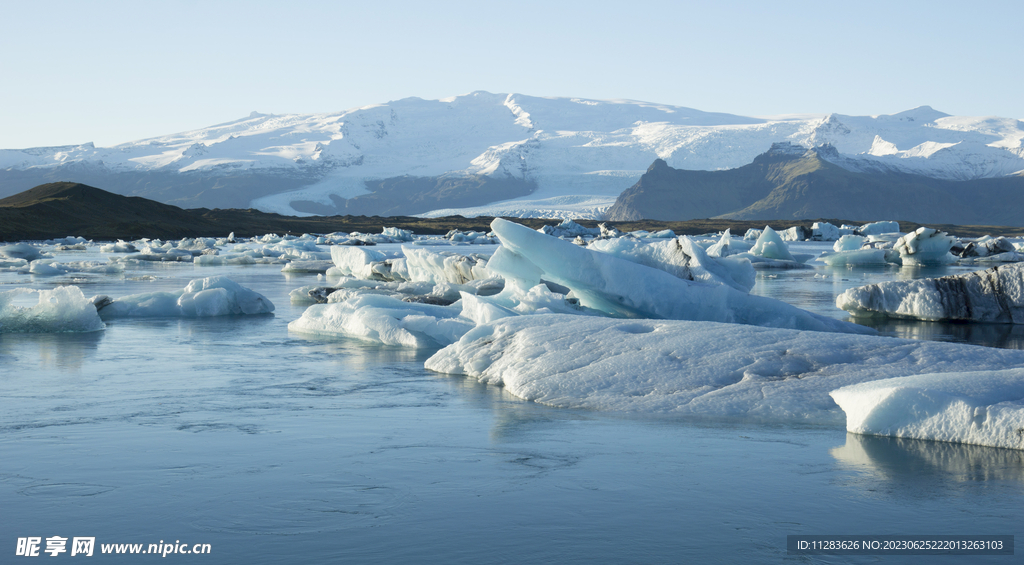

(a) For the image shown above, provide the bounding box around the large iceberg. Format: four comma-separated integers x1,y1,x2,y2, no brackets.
0,286,105,333
837,263,1024,323
94,276,275,319
488,218,868,334
424,314,1024,424
894,227,957,265
830,370,1024,450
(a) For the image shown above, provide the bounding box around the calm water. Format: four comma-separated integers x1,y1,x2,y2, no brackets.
2,242,1023,563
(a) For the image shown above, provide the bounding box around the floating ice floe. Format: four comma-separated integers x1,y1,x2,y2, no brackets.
424,314,1024,426
857,221,901,236
0,243,48,262
833,235,866,252
836,263,1024,323
26,260,125,277
894,227,957,265
288,281,591,347
538,219,600,239
92,276,274,319
281,260,336,274
488,218,867,333
0,286,105,333
734,226,813,268
830,369,1024,450
819,249,897,267
705,229,754,258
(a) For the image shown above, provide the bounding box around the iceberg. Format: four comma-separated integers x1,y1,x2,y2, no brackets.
894,227,957,265
833,235,866,252
587,236,755,292
288,293,472,348
425,314,1024,423
830,369,1024,450
820,249,897,267
836,263,1024,323
94,276,275,320
0,243,47,262
0,286,105,333
487,219,865,334
858,221,901,236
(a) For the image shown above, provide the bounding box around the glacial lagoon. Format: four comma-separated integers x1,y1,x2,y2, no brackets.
2,238,1023,563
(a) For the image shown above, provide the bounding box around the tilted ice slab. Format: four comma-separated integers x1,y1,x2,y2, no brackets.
837,263,1024,323
0,286,105,333
489,218,870,334
831,370,1024,450
425,315,1024,424
94,276,274,320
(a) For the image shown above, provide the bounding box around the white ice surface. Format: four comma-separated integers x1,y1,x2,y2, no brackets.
831,369,1024,449
424,314,1024,424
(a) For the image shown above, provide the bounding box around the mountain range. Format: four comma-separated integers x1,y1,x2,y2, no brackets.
606,143,1024,225
1,92,1022,222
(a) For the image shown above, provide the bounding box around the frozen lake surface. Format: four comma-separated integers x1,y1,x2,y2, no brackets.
3,242,1023,563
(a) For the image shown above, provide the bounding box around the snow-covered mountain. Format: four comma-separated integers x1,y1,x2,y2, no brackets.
2,91,1022,219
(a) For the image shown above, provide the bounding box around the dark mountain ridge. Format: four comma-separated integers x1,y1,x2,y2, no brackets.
606,144,1024,226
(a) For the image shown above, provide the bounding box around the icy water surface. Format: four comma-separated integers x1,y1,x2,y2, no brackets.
2,244,1023,563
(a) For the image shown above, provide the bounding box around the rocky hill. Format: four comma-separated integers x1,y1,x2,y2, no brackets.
606,144,1024,226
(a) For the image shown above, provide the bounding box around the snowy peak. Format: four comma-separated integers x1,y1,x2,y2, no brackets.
2,93,1024,219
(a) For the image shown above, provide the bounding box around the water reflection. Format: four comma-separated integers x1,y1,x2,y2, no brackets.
856,318,1024,350
0,331,103,371
831,433,1024,486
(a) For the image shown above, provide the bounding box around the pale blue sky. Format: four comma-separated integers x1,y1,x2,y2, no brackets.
1,0,1020,148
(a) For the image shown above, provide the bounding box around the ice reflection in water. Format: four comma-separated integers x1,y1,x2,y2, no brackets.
832,433,1024,487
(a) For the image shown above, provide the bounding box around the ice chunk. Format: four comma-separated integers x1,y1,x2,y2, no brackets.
329,246,388,279
402,247,493,284
539,219,600,239
858,221,901,236
425,315,1024,421
820,249,897,267
0,286,105,333
748,226,796,261
834,235,866,252
960,236,1017,258
281,260,335,273
381,227,414,242
587,236,755,292
96,276,274,319
894,227,956,265
830,369,1024,450
837,263,1024,322
488,219,870,334
705,229,753,258
288,293,471,347
0,243,46,262
778,226,809,242
811,222,840,242
27,260,125,276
